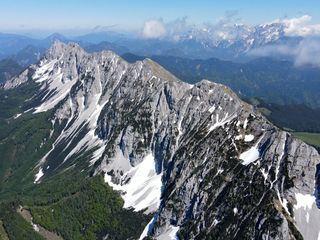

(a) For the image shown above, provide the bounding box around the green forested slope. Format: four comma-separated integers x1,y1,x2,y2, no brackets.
0,82,149,240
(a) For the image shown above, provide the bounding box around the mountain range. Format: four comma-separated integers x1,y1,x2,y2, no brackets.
0,41,319,239
1,26,320,134
0,20,310,63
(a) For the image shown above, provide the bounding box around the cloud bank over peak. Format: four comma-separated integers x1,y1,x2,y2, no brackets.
141,14,320,40
281,15,320,37
139,14,320,68
140,12,243,40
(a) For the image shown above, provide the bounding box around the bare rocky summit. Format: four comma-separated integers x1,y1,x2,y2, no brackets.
3,41,320,240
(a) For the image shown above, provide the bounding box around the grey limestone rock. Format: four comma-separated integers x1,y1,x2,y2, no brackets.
5,41,320,240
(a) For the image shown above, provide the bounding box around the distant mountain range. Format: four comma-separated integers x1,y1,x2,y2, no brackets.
1,26,319,133
1,32,319,106
0,21,309,63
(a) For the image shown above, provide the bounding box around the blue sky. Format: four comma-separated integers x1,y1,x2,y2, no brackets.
1,0,320,32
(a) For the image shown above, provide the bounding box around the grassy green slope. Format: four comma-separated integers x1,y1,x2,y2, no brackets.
293,132,320,148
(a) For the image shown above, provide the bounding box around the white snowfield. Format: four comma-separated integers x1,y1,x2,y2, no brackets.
239,134,265,165
239,145,260,165
104,153,163,214
293,192,320,240
244,134,254,142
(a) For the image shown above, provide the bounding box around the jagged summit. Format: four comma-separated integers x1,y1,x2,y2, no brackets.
4,41,239,98
1,41,320,239
45,41,183,82
45,40,86,60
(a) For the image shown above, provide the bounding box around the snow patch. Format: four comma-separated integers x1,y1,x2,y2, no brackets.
214,168,224,177
233,208,238,215
13,113,22,119
212,219,220,226
175,95,192,146
34,167,44,184
208,105,216,113
34,71,77,113
157,225,180,240
243,118,248,129
240,144,260,165
293,192,320,240
33,59,57,82
294,193,315,210
32,59,79,114
260,166,271,183
104,153,162,213
235,135,242,140
208,113,235,132
244,134,254,142
32,223,40,232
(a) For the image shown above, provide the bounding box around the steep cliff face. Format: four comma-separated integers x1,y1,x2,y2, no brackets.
3,41,320,240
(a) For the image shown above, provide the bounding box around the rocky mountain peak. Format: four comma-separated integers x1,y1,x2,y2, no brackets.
2,42,320,239
45,40,86,60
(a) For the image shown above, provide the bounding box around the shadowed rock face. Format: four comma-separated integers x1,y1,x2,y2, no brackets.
4,41,320,240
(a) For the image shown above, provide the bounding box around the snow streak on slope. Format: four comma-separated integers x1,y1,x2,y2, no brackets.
207,112,236,134
139,216,157,240
34,167,44,184
30,47,130,182
104,153,163,214
33,59,78,113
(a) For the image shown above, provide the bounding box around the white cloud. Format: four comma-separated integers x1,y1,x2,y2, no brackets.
249,44,293,57
250,15,320,67
282,15,320,37
142,19,166,39
249,37,320,67
165,17,190,41
141,14,320,40
295,38,320,66
140,12,242,41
